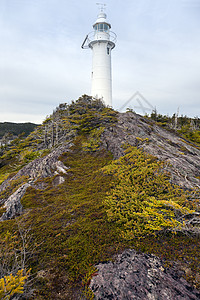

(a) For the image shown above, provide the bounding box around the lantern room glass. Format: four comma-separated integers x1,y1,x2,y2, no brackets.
94,24,109,32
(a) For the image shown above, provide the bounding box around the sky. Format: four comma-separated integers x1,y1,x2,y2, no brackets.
1,0,200,123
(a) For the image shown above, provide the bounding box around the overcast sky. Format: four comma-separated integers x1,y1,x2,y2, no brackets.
1,0,200,123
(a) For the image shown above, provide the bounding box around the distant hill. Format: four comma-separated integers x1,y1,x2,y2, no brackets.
0,122,39,138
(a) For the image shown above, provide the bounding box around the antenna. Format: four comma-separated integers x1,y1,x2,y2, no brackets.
96,3,106,12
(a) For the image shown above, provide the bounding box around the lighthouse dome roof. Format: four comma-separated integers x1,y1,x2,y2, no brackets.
93,12,111,27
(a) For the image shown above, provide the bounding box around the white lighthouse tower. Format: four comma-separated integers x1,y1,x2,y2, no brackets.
82,6,116,106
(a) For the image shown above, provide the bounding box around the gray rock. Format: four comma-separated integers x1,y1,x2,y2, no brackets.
0,183,30,221
90,249,200,300
52,175,65,187
0,142,72,193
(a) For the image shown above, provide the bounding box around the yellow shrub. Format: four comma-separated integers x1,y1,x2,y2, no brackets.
0,269,28,299
103,146,193,239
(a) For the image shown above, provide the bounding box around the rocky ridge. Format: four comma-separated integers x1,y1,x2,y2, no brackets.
1,111,199,222
0,104,200,299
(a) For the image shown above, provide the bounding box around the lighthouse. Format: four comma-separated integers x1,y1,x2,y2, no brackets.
82,7,116,106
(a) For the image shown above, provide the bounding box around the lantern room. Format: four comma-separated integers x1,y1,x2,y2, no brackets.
93,12,111,33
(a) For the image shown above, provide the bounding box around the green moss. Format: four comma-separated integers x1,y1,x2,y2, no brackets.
82,127,105,152
10,138,122,297
0,159,19,184
0,172,10,185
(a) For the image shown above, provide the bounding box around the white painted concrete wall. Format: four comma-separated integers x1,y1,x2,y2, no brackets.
91,40,112,106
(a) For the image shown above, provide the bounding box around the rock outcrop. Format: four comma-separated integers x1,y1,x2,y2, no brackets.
0,183,30,221
0,142,72,220
0,142,72,194
90,249,200,300
101,112,200,189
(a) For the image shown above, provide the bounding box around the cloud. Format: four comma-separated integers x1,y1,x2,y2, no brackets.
0,0,200,122
0,15,91,123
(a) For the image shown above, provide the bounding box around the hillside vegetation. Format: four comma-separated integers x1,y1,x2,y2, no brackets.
148,110,200,146
0,96,199,299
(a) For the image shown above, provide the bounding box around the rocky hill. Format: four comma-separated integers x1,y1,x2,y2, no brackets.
0,95,199,299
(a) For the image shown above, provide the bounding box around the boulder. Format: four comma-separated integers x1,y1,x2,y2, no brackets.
90,249,200,300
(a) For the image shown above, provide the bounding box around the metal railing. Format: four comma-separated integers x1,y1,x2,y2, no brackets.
88,31,117,43
82,31,117,49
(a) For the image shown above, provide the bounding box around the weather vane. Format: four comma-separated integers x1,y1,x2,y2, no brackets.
96,3,106,12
